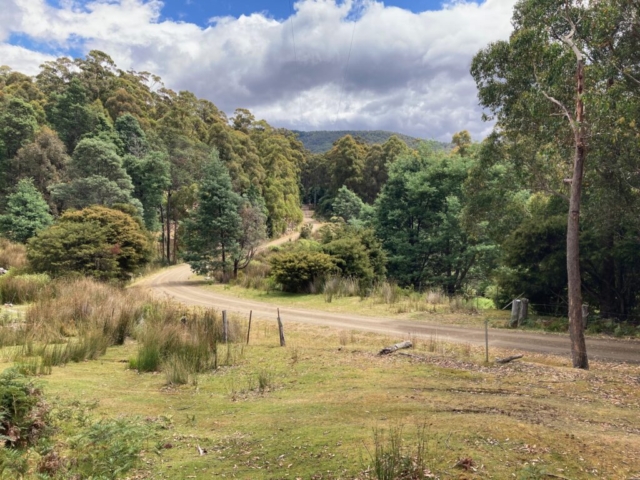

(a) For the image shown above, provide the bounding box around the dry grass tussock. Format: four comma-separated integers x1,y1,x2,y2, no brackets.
0,273,50,304
0,277,244,382
0,238,27,271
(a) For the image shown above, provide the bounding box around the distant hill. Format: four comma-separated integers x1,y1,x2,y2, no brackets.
292,130,449,154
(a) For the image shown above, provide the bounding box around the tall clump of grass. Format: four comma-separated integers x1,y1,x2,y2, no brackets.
365,424,440,480
372,281,403,305
323,275,360,303
0,238,27,270
132,306,244,385
24,278,147,344
235,261,271,290
448,296,479,314
2,277,152,375
0,273,51,304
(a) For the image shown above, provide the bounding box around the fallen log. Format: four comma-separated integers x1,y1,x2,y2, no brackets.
495,354,523,364
378,340,412,356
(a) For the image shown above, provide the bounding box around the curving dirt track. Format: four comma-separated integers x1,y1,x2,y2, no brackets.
141,264,640,364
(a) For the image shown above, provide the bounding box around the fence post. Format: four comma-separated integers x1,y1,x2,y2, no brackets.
518,298,529,326
246,310,252,345
510,299,522,328
277,308,286,347
222,310,228,344
485,319,489,363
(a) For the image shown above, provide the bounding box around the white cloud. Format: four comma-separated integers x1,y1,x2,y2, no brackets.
0,43,55,75
0,0,517,140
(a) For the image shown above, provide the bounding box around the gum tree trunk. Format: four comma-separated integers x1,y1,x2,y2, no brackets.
567,52,589,369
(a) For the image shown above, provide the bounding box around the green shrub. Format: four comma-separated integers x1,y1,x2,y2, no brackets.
0,368,50,448
270,250,336,293
299,223,313,239
27,206,153,281
67,418,152,479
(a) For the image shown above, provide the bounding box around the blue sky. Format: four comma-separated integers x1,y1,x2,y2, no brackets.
3,0,514,139
145,1,444,23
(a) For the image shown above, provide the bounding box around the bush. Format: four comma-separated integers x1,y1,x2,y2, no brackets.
299,223,313,239
27,205,153,281
0,273,50,304
0,369,50,448
68,418,152,479
322,237,375,287
270,251,336,293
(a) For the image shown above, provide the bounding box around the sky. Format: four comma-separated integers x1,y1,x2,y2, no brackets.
0,0,518,141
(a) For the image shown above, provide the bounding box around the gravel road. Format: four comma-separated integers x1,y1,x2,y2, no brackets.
141,264,640,364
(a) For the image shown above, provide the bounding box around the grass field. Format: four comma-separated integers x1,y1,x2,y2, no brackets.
2,312,639,479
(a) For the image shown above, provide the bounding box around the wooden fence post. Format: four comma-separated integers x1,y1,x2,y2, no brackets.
518,299,529,326
485,319,489,363
246,310,252,345
222,310,228,344
510,299,522,328
277,308,286,347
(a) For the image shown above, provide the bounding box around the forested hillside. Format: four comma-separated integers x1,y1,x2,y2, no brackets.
293,129,448,153
0,52,304,265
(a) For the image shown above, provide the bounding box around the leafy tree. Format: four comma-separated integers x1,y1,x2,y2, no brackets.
375,152,494,293
28,206,151,280
0,96,38,160
45,78,110,152
0,179,53,243
361,136,411,203
326,135,367,195
116,113,148,157
495,195,568,312
451,131,472,156
10,127,69,207
471,0,640,368
250,125,304,236
332,186,364,223
124,152,171,231
300,153,330,206
322,237,374,285
183,155,242,277
233,201,268,277
50,138,140,213
319,224,387,284
270,251,336,293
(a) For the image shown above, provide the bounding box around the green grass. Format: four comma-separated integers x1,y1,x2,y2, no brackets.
2,319,639,479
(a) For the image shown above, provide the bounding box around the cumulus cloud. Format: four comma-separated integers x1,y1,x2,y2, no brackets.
0,0,517,140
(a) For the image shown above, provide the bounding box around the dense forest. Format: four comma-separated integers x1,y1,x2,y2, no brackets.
292,130,448,153
0,52,305,266
1,0,639,346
